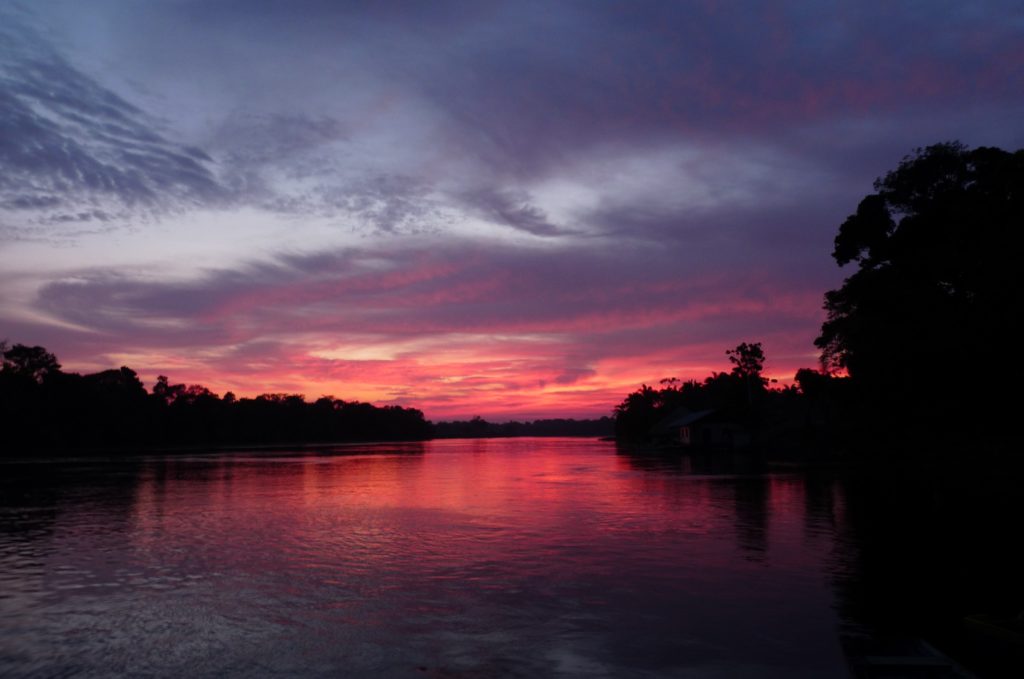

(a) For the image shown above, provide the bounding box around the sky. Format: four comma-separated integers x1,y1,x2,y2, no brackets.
2,1,1023,420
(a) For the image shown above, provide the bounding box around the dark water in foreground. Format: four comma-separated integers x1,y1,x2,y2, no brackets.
1,438,1015,677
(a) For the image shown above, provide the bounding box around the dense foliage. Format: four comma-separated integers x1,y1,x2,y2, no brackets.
616,142,1021,453
613,342,850,450
0,343,432,454
613,341,769,438
817,142,1023,433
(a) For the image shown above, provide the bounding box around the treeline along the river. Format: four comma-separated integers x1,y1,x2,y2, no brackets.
0,343,432,453
433,416,614,439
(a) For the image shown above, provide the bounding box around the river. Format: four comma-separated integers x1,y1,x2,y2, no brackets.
2,437,1015,677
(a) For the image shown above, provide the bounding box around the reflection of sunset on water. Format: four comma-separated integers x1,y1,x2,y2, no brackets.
116,441,846,636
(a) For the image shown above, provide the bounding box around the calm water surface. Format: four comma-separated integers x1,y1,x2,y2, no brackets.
1,439,859,677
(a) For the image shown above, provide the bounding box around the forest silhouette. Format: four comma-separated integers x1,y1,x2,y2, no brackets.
0,344,613,453
0,345,432,452
614,142,1022,455
432,416,613,439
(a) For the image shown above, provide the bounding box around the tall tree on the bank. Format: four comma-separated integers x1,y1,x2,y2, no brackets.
726,341,767,407
726,342,766,383
815,142,1023,428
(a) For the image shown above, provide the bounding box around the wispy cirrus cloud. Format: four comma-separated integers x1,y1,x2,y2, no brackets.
0,8,224,236
457,187,564,237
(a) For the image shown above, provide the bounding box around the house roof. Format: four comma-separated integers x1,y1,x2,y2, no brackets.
650,407,716,435
662,408,716,428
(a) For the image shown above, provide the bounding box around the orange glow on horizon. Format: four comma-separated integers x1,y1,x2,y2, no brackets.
75,341,815,421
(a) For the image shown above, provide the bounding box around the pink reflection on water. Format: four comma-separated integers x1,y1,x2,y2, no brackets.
10,439,852,677
122,441,838,588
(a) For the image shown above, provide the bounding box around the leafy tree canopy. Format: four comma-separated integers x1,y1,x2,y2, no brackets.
1,344,61,383
816,142,1023,420
727,342,767,385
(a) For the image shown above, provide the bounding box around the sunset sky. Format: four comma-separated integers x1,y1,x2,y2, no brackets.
2,1,1023,420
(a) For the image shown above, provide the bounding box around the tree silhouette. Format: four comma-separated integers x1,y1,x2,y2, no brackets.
0,344,433,453
815,142,1023,434
726,342,768,409
613,342,776,441
2,344,61,383
726,342,766,382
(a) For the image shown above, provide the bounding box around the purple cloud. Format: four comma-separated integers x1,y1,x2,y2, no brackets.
3,0,1023,418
